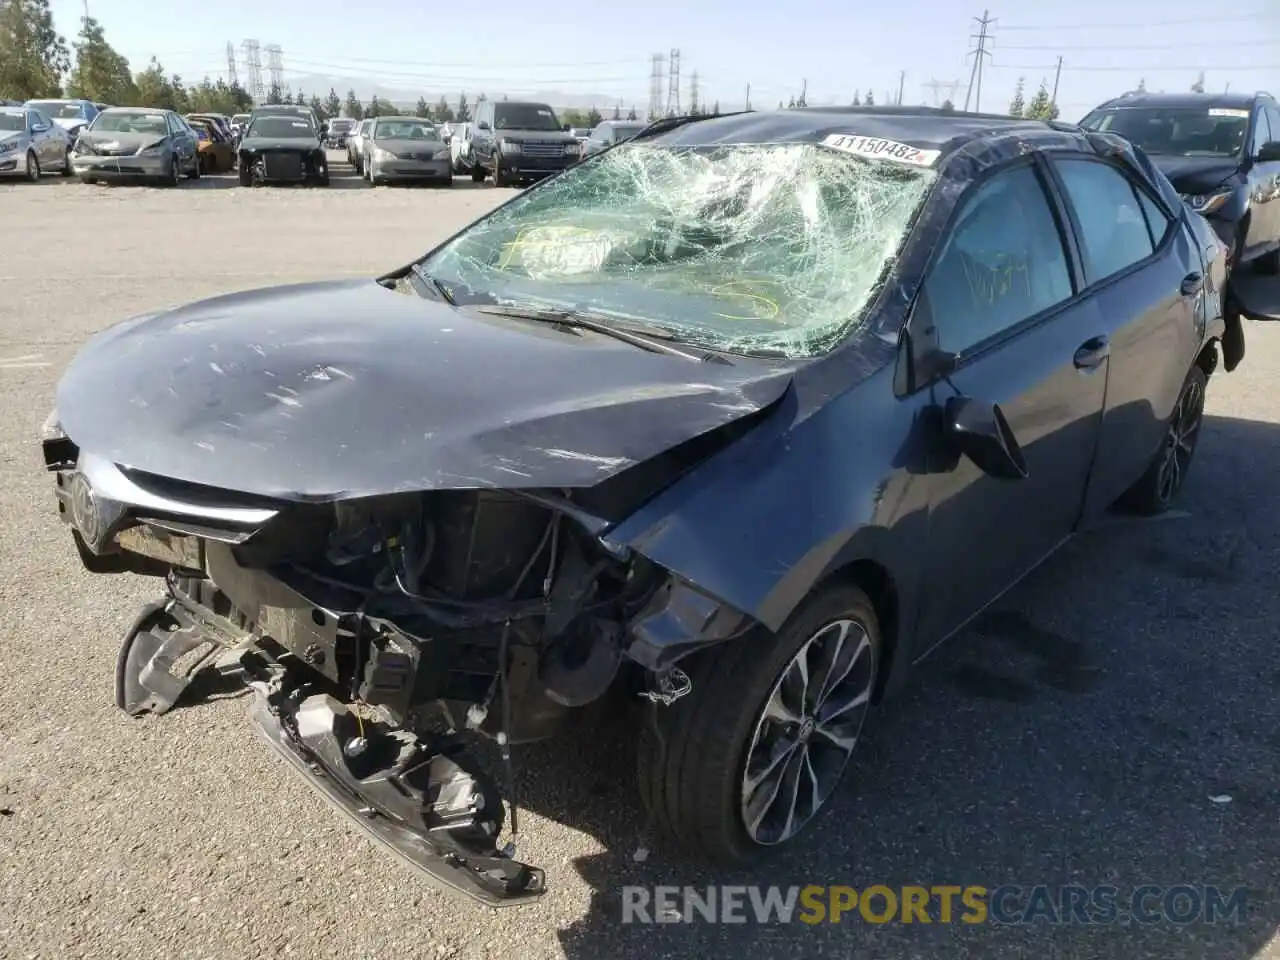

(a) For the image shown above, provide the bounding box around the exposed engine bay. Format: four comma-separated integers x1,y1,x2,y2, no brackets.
51,452,749,903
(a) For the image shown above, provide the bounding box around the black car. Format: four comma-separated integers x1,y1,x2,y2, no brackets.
238,113,329,186
42,107,1248,906
1081,91,1280,275
469,99,582,186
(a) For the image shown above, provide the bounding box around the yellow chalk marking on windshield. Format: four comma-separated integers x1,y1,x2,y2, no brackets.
709,280,782,321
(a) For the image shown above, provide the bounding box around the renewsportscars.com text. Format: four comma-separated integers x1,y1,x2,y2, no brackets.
621,884,1251,925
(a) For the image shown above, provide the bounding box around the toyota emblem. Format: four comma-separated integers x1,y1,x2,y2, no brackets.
68,472,100,544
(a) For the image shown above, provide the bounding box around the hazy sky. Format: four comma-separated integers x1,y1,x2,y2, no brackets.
48,0,1279,121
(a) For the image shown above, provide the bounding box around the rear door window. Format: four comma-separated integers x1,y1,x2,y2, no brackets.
1053,158,1157,285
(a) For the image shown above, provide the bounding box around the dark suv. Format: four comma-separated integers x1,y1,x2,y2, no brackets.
1080,91,1280,273
468,99,581,186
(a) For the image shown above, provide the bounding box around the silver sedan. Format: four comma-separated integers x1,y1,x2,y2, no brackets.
362,116,453,186
0,105,73,180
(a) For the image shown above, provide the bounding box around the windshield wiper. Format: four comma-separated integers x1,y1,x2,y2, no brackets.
410,264,457,304
473,304,713,361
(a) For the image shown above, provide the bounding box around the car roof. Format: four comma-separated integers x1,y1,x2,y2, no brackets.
1091,91,1264,111
371,115,431,123
639,106,1096,166
102,106,168,114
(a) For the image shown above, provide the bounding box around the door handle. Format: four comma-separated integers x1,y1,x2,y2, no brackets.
1073,335,1111,370
1180,272,1204,297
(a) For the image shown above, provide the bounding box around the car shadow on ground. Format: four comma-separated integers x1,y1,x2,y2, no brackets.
481,410,1280,960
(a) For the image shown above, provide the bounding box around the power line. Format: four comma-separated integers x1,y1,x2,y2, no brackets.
996,39,1278,51
997,11,1274,29
278,59,642,85
991,62,1280,72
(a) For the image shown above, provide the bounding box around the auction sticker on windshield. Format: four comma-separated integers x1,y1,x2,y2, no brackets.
820,134,941,167
1208,108,1250,118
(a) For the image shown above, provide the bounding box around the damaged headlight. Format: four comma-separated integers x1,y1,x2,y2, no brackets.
136,138,170,157
1182,190,1232,215
0,141,17,155
41,408,65,441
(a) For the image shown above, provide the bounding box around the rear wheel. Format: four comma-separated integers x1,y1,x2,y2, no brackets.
1118,364,1207,515
238,164,252,187
187,152,201,179
159,156,179,187
637,583,880,864
492,159,508,187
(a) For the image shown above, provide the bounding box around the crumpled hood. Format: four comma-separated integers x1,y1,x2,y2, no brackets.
1150,155,1239,195
55,279,791,501
52,117,85,132
77,131,162,153
239,135,319,152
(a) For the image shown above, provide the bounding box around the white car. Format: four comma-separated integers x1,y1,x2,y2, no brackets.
449,121,474,172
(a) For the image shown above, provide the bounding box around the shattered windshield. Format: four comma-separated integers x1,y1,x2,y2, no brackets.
420,141,936,357
1081,106,1248,158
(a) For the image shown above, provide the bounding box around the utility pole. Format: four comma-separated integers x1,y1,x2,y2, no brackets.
799,78,807,107
897,70,906,106
1050,55,1063,113
689,71,700,114
964,9,995,113
745,83,751,111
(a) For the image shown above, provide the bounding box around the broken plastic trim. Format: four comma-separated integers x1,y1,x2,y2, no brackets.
421,142,936,358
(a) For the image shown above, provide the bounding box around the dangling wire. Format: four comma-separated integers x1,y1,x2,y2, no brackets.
497,618,520,850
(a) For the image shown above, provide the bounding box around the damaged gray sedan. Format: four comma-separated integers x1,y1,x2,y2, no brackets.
43,107,1240,905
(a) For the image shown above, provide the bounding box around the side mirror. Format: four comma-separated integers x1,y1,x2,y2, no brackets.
1255,141,1280,163
944,396,1029,480
562,124,571,132
477,120,491,131
31,123,48,133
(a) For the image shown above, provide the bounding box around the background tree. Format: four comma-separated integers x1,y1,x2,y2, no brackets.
940,98,955,112
586,105,602,126
365,95,380,118
611,102,620,120
265,80,282,103
343,88,363,120
168,72,190,112
308,94,324,121
434,95,453,122
1024,80,1054,120
227,80,252,112
293,89,306,106
0,0,70,99
65,15,135,105
864,91,875,106
1008,77,1026,117
414,96,429,118
456,92,470,121
1191,72,1205,93
325,87,342,118
133,57,171,107
476,92,487,104
626,106,637,120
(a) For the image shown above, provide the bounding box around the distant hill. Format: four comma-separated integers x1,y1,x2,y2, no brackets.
284,73,649,114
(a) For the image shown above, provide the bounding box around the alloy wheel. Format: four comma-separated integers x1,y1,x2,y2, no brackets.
25,151,39,182
1156,375,1205,503
739,618,875,846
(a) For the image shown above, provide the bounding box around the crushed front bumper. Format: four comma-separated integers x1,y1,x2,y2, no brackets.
73,154,171,179
115,591,547,906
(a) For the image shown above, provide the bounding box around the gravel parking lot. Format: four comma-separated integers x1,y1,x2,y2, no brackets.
2,151,1279,960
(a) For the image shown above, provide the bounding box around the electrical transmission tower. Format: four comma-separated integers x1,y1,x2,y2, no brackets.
665,49,681,116
648,53,666,120
964,9,995,112
264,44,284,99
922,77,962,106
689,71,700,114
225,42,238,87
241,40,264,101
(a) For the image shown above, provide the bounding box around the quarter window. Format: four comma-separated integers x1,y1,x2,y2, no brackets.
922,164,1073,354
1251,109,1272,156
1054,159,1156,284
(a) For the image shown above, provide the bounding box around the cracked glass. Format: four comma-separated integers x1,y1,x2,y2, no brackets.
420,141,938,357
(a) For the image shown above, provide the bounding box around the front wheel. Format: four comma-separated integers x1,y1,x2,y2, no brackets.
24,150,39,182
1119,364,1207,515
470,163,486,182
61,147,73,176
637,583,880,864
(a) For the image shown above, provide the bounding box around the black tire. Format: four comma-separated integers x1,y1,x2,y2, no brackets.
24,150,39,182
78,175,94,185
61,147,73,176
471,163,486,182
187,153,201,179
158,156,179,187
637,582,880,865
238,165,252,187
492,160,508,187
1118,364,1208,515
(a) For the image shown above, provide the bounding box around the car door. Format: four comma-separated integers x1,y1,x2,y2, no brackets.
1047,155,1204,517
913,158,1109,639
1256,105,1280,254
27,109,54,166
